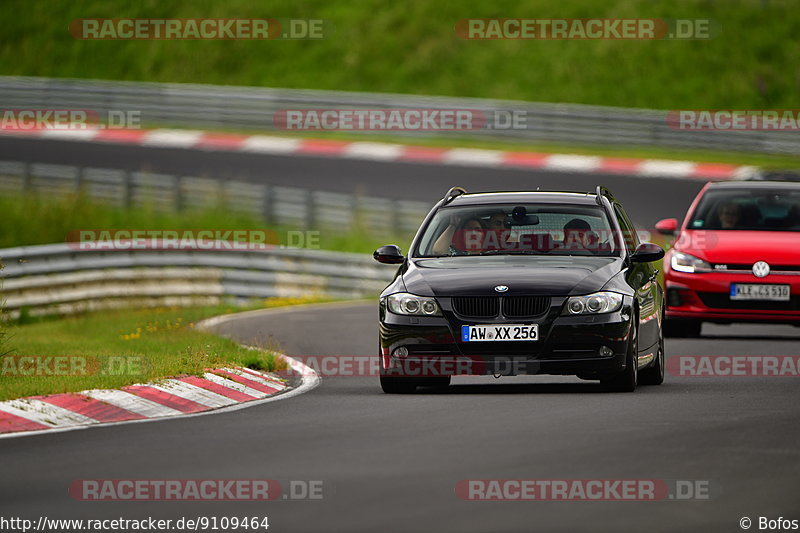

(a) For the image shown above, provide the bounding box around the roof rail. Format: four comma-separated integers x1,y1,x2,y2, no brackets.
595,186,616,206
442,186,467,205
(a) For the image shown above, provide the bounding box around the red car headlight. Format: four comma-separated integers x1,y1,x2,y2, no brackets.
670,251,712,273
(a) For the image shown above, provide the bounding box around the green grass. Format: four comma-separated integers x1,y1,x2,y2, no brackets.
0,299,328,401
0,190,411,254
0,0,797,110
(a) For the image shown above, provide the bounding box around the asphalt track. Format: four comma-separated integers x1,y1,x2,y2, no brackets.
1,138,798,532
0,303,798,532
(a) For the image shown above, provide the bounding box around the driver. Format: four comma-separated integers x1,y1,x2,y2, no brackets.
716,201,742,229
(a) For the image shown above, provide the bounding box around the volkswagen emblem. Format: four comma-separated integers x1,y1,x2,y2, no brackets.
752,261,770,278
494,285,509,293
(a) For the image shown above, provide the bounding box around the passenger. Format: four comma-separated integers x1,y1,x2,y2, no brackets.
562,218,597,251
431,216,485,255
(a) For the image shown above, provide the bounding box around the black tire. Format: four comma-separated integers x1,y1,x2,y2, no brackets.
417,376,451,389
601,323,638,392
663,319,701,338
380,376,418,394
639,327,665,386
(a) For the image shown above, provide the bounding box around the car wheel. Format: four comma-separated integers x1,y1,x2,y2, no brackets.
417,376,451,389
601,322,638,392
380,376,418,394
639,328,665,386
663,319,701,338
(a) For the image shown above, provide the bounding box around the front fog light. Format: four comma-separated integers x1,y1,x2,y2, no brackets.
599,346,614,357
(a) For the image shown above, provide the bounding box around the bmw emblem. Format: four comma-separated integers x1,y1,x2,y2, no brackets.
494,285,509,293
752,261,770,278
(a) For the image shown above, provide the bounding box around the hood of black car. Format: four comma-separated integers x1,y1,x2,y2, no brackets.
403,255,622,297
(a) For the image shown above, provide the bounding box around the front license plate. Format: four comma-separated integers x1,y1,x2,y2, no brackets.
461,324,538,342
730,284,790,301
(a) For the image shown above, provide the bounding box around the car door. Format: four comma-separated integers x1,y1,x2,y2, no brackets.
614,204,659,353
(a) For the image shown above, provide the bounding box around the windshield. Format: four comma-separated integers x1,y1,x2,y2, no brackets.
414,203,620,257
688,188,800,231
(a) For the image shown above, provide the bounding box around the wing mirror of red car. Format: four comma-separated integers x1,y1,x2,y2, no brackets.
373,245,405,264
631,242,665,263
654,218,678,235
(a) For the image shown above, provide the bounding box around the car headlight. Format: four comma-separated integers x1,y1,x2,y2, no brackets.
670,251,711,273
386,293,442,316
563,291,623,315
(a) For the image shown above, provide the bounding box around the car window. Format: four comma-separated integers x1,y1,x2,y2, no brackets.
688,188,800,231
415,203,620,257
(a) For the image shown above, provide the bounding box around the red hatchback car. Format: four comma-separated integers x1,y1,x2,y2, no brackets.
656,181,800,337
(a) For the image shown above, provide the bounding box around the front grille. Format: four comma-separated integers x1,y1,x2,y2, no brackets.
452,297,499,318
698,292,800,311
503,296,551,317
714,263,800,273
451,296,551,318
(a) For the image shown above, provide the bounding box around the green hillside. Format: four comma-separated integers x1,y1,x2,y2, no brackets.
0,0,796,109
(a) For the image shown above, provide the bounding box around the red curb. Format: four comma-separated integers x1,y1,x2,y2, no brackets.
0,410,50,433
123,385,210,414
197,132,250,149
295,139,350,155
178,375,258,402
38,394,145,422
398,145,449,162
212,369,282,394
94,129,149,143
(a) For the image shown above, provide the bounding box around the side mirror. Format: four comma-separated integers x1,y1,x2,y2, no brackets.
631,242,665,263
655,218,678,235
373,245,405,264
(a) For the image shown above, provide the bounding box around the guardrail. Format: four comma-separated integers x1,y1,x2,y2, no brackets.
0,160,432,236
1,76,797,155
0,243,396,318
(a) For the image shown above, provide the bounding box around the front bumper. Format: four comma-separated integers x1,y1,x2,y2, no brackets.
378,296,634,378
664,270,800,324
